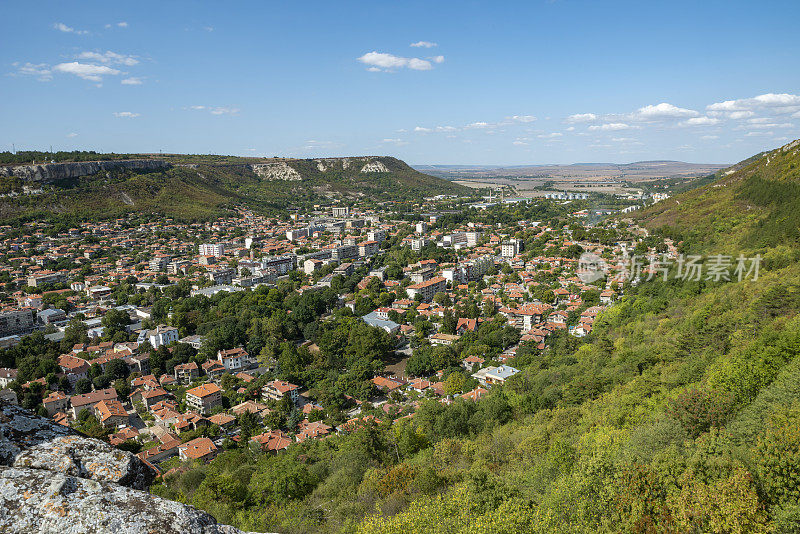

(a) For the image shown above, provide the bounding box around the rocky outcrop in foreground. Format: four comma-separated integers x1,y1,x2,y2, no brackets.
0,160,170,183
0,402,258,533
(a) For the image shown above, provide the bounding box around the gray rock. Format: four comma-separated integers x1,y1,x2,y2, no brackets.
0,402,153,489
0,402,262,534
0,467,247,534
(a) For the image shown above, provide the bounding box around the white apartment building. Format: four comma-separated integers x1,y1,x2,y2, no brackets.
147,325,179,349
501,239,522,258
367,229,386,243
199,243,225,257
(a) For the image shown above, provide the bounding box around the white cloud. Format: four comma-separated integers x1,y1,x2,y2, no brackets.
745,131,773,137
53,22,87,35
381,138,409,146
121,77,143,85
632,102,699,120
209,107,239,115
747,122,794,130
566,113,597,123
414,126,432,133
187,105,239,115
410,41,437,48
537,132,563,139
77,51,138,66
113,112,140,118
66,132,78,138
588,123,632,131
430,55,445,64
512,140,528,146
117,22,128,28
793,111,800,119
53,62,121,82
682,116,720,126
708,93,800,114
509,115,536,123
565,126,575,132
12,62,53,81
357,51,436,71
466,121,489,129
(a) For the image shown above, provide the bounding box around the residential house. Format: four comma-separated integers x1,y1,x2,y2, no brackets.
262,380,299,404
185,383,222,415
217,347,249,372
94,399,129,427
42,391,69,416
179,437,219,463
70,388,118,419
174,362,199,384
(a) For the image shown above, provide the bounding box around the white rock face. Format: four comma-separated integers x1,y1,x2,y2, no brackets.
360,160,390,173
0,160,170,184
250,163,302,181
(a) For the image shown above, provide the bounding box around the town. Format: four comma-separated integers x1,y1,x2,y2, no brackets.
0,194,671,478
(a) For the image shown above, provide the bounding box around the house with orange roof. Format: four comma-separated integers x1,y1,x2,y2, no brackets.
296,421,332,443
94,399,129,427
208,413,236,429
251,430,292,452
262,380,299,404
185,383,222,415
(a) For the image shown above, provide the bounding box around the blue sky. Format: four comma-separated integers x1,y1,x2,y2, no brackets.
2,0,799,165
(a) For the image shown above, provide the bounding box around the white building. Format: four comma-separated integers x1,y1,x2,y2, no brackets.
501,239,522,258
332,206,350,218
217,347,250,371
367,229,386,243
146,325,179,349
199,243,225,257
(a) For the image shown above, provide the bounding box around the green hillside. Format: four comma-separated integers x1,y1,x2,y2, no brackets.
637,139,800,251
0,155,471,223
150,140,800,534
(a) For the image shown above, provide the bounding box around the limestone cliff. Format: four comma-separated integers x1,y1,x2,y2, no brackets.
0,402,260,534
0,160,170,184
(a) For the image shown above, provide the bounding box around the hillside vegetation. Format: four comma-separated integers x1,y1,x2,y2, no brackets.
0,155,470,223
151,140,800,533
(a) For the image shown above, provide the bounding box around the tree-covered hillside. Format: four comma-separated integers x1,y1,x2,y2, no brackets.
0,155,471,223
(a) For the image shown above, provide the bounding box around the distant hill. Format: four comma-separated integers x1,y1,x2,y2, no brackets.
636,138,800,250
0,154,470,223
415,160,728,182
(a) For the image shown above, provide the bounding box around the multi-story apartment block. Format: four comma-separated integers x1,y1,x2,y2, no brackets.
199,243,225,257
406,276,447,302
332,206,350,218
358,240,379,257
501,239,523,258
185,383,222,415
367,229,386,243
0,309,35,337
